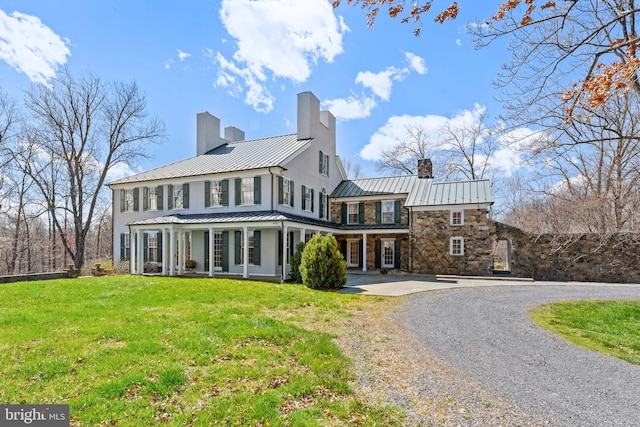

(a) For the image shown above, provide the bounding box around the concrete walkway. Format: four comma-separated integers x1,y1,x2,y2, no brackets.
340,272,639,296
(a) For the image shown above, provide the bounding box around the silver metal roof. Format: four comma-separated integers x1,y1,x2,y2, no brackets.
405,178,493,207
128,211,332,228
109,134,310,186
331,175,416,198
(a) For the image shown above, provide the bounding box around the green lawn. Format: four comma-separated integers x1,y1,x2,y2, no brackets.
530,300,640,365
0,276,401,426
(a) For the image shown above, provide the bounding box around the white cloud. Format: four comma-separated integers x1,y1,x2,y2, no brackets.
106,162,140,182
216,0,347,112
404,51,427,74
322,95,376,121
356,68,406,101
456,39,462,46
0,10,71,85
177,49,191,61
360,114,447,161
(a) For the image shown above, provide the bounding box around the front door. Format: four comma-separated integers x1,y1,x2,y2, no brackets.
347,240,360,267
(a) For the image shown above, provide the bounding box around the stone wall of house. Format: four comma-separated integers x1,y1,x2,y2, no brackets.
410,208,495,276
330,199,409,225
494,223,640,283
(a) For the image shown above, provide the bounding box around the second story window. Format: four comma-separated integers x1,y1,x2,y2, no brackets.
347,203,359,224
382,201,395,223
125,189,135,212
120,188,139,213
148,187,157,210
280,177,293,207
319,189,327,219
302,185,314,212
319,150,329,176
241,178,254,205
168,183,189,210
205,179,228,207
451,210,464,226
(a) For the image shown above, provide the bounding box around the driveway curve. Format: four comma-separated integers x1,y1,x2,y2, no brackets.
402,285,640,426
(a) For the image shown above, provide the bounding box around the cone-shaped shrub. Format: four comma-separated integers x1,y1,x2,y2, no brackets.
300,234,347,289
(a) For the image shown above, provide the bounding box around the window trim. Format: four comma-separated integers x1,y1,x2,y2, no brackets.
346,202,359,224
381,238,396,268
172,184,184,210
209,180,224,208
381,200,395,224
450,237,465,256
125,189,135,212
240,177,255,206
450,210,464,226
346,239,360,267
282,177,292,207
148,187,158,211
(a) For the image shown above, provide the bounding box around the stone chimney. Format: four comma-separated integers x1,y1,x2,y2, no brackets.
224,126,245,142
197,112,227,155
418,158,433,179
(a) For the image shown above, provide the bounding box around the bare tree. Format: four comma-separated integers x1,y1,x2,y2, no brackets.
376,124,442,176
342,158,363,179
11,69,165,271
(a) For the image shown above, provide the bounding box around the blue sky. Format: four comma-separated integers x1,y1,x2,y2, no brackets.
0,0,523,180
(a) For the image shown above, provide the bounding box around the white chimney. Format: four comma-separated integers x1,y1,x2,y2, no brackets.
197,112,226,155
224,126,245,142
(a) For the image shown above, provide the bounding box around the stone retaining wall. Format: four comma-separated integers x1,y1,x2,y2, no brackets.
0,267,79,284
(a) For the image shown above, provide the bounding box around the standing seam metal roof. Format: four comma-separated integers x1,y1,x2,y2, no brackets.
108,133,310,185
330,175,416,198
405,178,493,207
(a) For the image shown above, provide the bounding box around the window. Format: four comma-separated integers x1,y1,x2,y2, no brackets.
241,178,254,205
382,201,395,224
172,184,183,209
210,180,223,207
125,189,135,212
148,187,158,211
281,178,292,207
302,186,313,212
319,150,329,176
450,237,464,256
213,232,222,269
347,203,359,224
451,210,464,226
237,231,255,264
147,233,158,262
382,239,395,268
319,189,327,219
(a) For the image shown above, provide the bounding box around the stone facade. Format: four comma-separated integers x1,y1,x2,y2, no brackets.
331,199,410,226
335,233,411,272
410,208,495,275
495,223,640,283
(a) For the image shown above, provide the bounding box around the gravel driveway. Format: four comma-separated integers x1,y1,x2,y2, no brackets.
402,285,640,426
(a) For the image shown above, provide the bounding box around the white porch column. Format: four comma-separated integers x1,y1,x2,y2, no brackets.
301,228,306,244
136,229,144,275
281,225,288,282
161,228,168,276
362,232,368,272
208,227,214,278
243,226,249,278
178,231,184,275
169,228,176,276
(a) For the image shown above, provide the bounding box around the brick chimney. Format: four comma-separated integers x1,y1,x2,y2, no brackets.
418,158,433,179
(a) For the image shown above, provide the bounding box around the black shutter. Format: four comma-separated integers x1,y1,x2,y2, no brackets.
358,202,365,224
205,181,211,207
394,200,401,223
143,233,149,263
311,189,314,212
221,180,229,206
375,239,381,269
290,182,294,207
157,185,163,210
120,233,126,260
120,189,125,212
375,202,381,223
221,231,229,272
341,203,347,224
278,177,284,204
235,230,242,264
340,240,347,261
394,240,401,269
358,239,363,268
157,232,162,262
319,150,323,173
204,231,210,271
254,176,261,205
235,178,241,205
183,183,190,209
278,231,283,266
301,185,306,210
133,188,139,212
143,187,149,211
327,154,330,177
253,230,261,266
168,185,174,209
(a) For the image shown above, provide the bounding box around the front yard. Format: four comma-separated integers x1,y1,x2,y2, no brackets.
0,276,400,426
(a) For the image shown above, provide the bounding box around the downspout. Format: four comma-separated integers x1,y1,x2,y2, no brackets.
269,167,275,212
409,206,413,273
